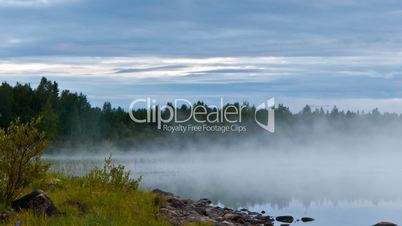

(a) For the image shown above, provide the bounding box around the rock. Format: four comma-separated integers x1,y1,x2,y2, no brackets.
152,189,174,197
0,211,17,223
194,205,207,216
247,211,259,215
196,198,212,206
217,220,237,226
223,213,246,224
252,214,274,225
373,222,398,226
166,196,185,209
255,214,272,221
301,217,315,222
240,208,248,212
205,207,225,219
276,215,294,223
261,210,266,214
11,190,59,216
181,199,194,205
155,189,274,226
185,210,210,222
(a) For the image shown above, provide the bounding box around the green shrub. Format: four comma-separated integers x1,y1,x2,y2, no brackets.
85,155,142,190
0,118,49,206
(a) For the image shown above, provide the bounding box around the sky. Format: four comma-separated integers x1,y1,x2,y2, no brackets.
1,0,402,112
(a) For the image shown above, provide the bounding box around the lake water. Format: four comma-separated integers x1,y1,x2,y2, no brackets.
46,151,402,226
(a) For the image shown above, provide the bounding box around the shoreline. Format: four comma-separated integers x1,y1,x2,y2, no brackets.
153,189,314,226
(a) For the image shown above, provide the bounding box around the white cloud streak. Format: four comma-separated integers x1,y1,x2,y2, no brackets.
0,0,61,6
0,55,401,81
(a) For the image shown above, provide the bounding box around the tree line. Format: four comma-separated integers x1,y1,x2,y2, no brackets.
0,77,400,152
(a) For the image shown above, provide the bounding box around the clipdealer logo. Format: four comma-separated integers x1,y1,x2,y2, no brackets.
255,98,275,133
128,98,275,133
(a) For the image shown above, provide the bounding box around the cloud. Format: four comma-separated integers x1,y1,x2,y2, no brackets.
1,0,402,112
0,0,402,57
2,55,401,81
190,68,264,74
0,0,62,6
1,55,402,113
115,65,188,74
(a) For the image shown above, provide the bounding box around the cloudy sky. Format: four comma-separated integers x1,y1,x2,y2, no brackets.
1,0,402,112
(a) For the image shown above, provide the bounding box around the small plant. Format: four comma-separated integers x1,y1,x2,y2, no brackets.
0,118,49,206
86,155,142,190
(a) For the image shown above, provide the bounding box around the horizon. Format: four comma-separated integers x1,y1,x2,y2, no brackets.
2,77,401,114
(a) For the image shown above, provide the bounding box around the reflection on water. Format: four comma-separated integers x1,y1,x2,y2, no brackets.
46,152,402,225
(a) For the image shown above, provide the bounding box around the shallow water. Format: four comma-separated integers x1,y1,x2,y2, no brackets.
47,151,402,226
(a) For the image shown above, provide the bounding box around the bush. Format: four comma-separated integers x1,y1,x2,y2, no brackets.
0,118,49,206
85,155,142,190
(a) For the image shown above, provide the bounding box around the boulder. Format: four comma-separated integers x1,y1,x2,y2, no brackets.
247,211,259,215
181,198,195,205
373,222,398,226
194,205,207,216
276,215,294,223
11,190,59,216
166,196,185,209
301,217,315,222
205,207,225,219
196,198,212,206
223,213,246,224
254,214,273,221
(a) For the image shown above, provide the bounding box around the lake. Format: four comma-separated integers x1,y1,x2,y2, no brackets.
46,151,402,226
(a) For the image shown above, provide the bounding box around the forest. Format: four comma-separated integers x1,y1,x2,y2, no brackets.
0,77,400,152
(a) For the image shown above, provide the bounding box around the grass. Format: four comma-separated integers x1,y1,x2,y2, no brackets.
2,174,171,226
0,156,212,226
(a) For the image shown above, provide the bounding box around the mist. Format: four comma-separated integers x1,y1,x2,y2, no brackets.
45,114,402,225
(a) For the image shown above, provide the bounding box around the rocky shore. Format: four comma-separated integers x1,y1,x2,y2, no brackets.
0,189,398,226
153,189,313,226
153,189,399,226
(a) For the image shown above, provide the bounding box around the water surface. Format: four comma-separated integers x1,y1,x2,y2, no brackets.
47,151,402,226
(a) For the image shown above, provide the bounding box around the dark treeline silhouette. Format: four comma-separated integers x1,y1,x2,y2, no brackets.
0,77,401,152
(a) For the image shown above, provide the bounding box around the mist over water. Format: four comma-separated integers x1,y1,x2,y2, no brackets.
47,128,402,226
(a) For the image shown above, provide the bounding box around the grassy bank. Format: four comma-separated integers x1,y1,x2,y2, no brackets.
2,173,171,226
0,119,211,226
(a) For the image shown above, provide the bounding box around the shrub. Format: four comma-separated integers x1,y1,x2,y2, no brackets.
85,155,142,190
0,118,49,206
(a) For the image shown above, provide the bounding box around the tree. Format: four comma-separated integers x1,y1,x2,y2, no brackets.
0,118,49,206
0,82,14,127
302,105,312,115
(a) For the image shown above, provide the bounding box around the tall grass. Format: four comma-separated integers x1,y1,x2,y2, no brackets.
4,175,170,226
